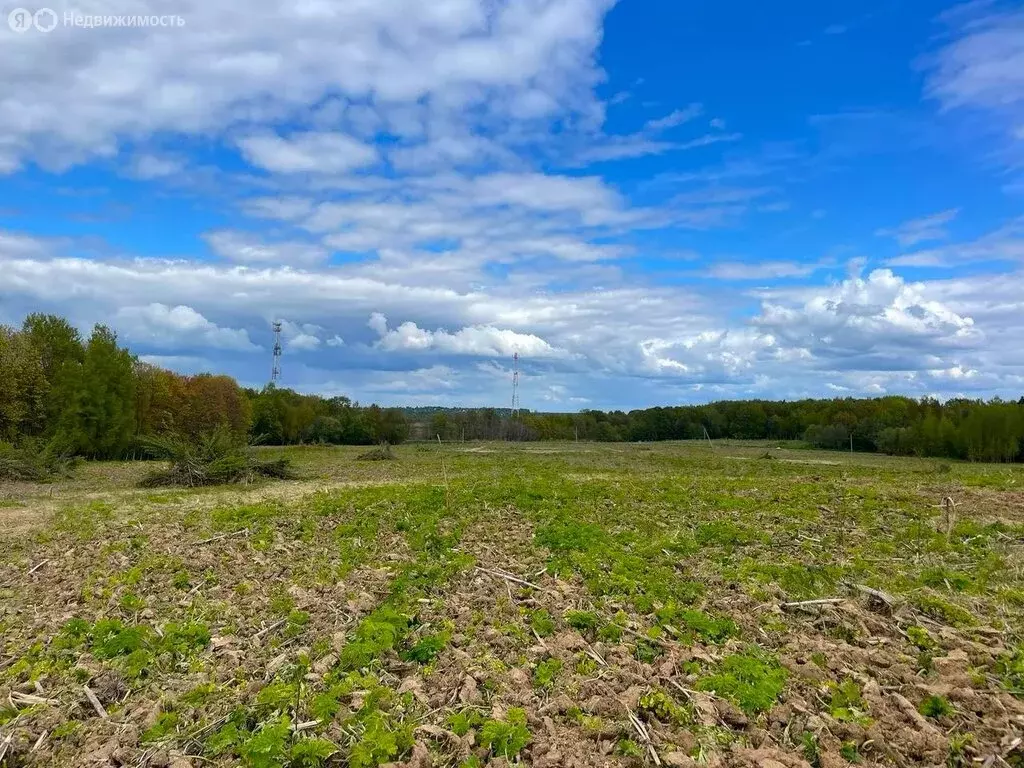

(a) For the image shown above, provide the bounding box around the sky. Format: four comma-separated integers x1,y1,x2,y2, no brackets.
1,0,1023,411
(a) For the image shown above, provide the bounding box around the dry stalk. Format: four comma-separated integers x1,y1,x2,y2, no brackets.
83,685,109,719
941,496,957,539
474,566,550,593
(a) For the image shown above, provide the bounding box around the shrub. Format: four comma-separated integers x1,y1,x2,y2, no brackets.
0,440,76,482
139,428,295,487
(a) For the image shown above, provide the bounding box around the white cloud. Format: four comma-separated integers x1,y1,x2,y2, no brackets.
887,217,1024,267
369,314,563,358
278,320,325,352
925,6,1024,114
575,131,740,164
876,208,959,247
645,104,703,132
706,260,825,280
204,230,328,266
288,334,321,351
237,132,378,174
923,5,1024,167
115,304,258,351
755,269,980,366
3,222,1024,404
0,0,616,172
130,155,185,180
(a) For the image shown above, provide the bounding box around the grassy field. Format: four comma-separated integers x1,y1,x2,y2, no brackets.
1,441,1023,767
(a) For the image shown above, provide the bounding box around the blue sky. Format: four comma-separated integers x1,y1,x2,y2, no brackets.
1,0,1022,409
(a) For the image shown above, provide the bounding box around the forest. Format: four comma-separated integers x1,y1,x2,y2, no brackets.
2,313,1023,462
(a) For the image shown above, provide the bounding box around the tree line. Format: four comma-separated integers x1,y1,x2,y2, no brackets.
3,313,1022,462
415,398,1024,463
0,314,409,458
513,397,1024,463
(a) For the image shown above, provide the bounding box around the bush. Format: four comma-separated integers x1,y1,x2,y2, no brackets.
0,440,77,482
139,428,295,488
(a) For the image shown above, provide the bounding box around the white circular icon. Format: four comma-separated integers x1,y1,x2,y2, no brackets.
7,7,57,32
8,7,34,32
34,7,57,31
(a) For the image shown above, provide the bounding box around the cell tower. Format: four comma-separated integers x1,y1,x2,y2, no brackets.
271,322,283,384
510,352,521,419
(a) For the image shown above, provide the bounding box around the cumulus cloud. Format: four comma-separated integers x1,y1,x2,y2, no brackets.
115,304,258,351
0,0,1021,407
2,225,1024,402
755,269,980,367
237,132,379,175
0,0,616,171
278,320,327,352
368,313,563,358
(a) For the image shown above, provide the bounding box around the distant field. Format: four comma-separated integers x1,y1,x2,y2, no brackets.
1,442,1022,767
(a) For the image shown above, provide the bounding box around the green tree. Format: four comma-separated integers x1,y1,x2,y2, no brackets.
54,325,136,458
21,313,85,436
0,326,47,442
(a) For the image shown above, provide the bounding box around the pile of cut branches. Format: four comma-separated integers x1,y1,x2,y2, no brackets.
139,428,296,487
357,442,396,461
0,441,77,482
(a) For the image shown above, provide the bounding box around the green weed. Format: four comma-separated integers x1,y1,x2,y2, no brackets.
401,633,447,664
638,689,691,725
828,679,871,724
564,610,599,634
479,708,531,760
697,648,787,714
840,740,861,763
919,695,955,718
801,732,821,767
655,604,736,643
996,647,1024,695
533,657,562,689
616,739,645,758
528,609,556,637
447,709,485,737
914,594,976,627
